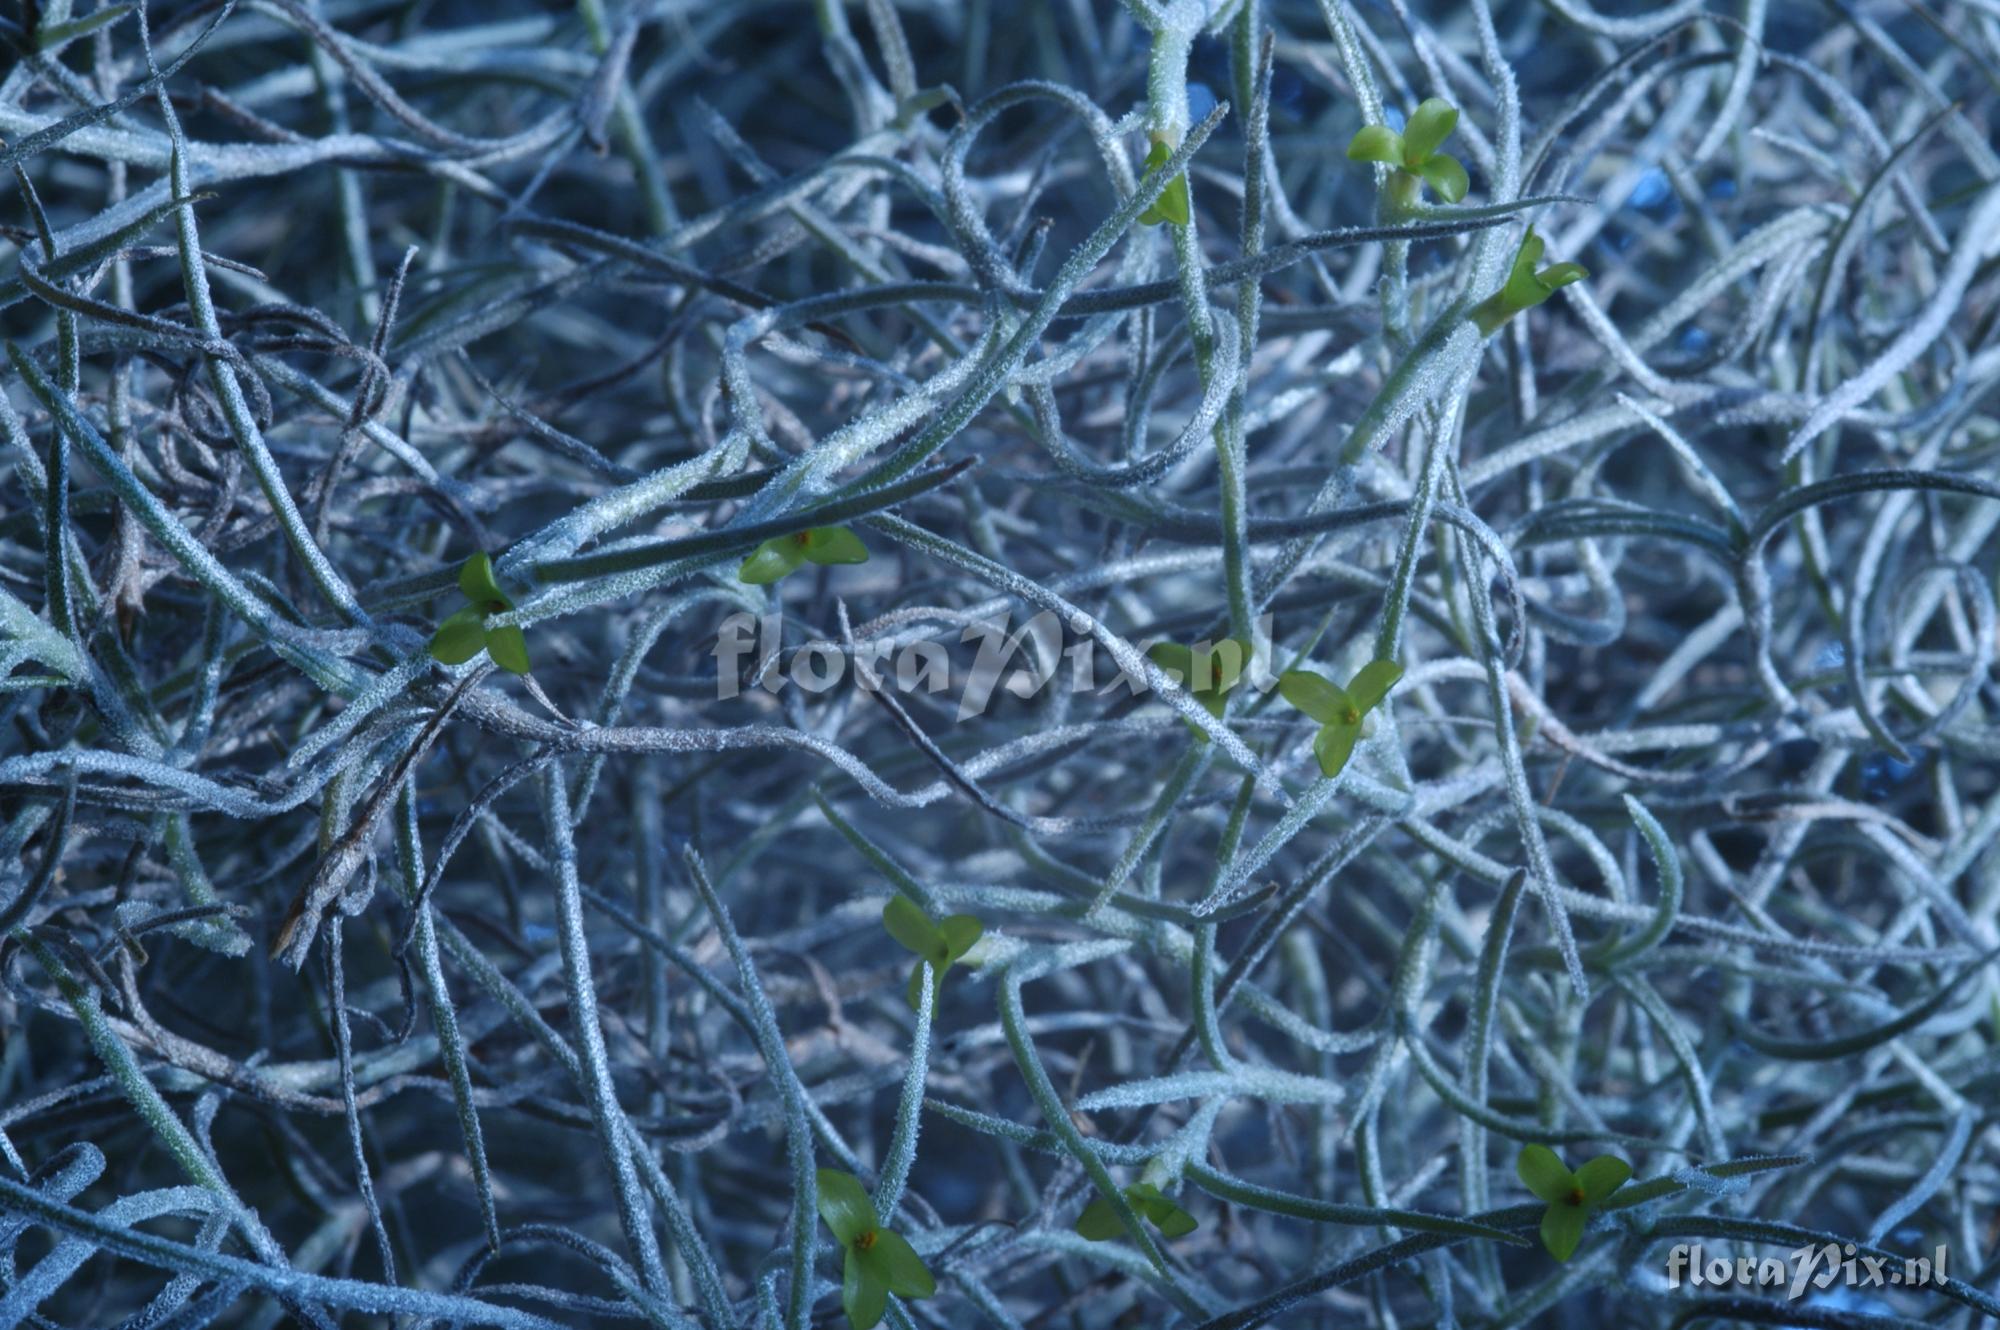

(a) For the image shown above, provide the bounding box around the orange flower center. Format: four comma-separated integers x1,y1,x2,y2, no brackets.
1341,707,1360,726
1566,1186,1586,1207
793,531,813,547
855,1229,878,1251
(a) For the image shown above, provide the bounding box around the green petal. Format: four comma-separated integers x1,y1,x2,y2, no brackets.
870,1228,935,1299
1503,229,1547,307
1576,1155,1632,1204
1401,98,1459,165
1515,1144,1575,1205
1312,722,1360,778
1346,659,1404,714
738,539,804,585
1540,1200,1589,1262
1193,637,1249,695
843,1250,888,1330
1345,124,1404,166
1074,1196,1124,1241
483,624,530,675
816,1169,877,1247
1149,1199,1198,1239
1128,1186,1198,1238
459,552,506,606
1199,690,1229,721
1136,139,1190,227
1537,261,1588,291
428,607,487,666
905,962,930,1011
1146,641,1193,684
804,526,869,565
938,914,982,962
882,896,941,958
1277,669,1350,724
1416,153,1469,204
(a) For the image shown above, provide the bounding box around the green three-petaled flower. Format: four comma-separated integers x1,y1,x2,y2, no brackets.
1146,637,1249,740
1469,227,1588,337
881,896,982,1010
738,526,869,586
1516,1144,1631,1262
1277,659,1402,778
1346,97,1470,207
817,1168,935,1330
1136,135,1192,227
1075,1181,1198,1242
429,553,529,674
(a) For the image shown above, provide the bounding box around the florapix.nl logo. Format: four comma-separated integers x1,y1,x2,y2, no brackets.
710,610,1283,720
1666,1242,1950,1302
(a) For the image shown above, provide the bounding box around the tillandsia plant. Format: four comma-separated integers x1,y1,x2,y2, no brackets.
1469,227,1589,336
428,553,529,674
8,1,2000,1328
816,1169,936,1329
738,525,869,584
1516,1146,1633,1261
1075,1181,1198,1241
1146,636,1249,738
881,895,982,1008
1278,659,1403,777
1135,133,1192,227
1346,97,1470,208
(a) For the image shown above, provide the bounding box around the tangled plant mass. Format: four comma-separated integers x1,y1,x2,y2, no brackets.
2,0,1999,1326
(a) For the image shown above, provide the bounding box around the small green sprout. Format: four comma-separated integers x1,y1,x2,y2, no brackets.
1516,1144,1631,1262
1075,1182,1198,1241
1277,659,1403,778
1469,227,1588,337
1346,97,1469,208
816,1168,935,1330
1136,134,1191,227
429,552,529,674
1146,637,1249,740
738,526,869,585
881,896,982,1009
